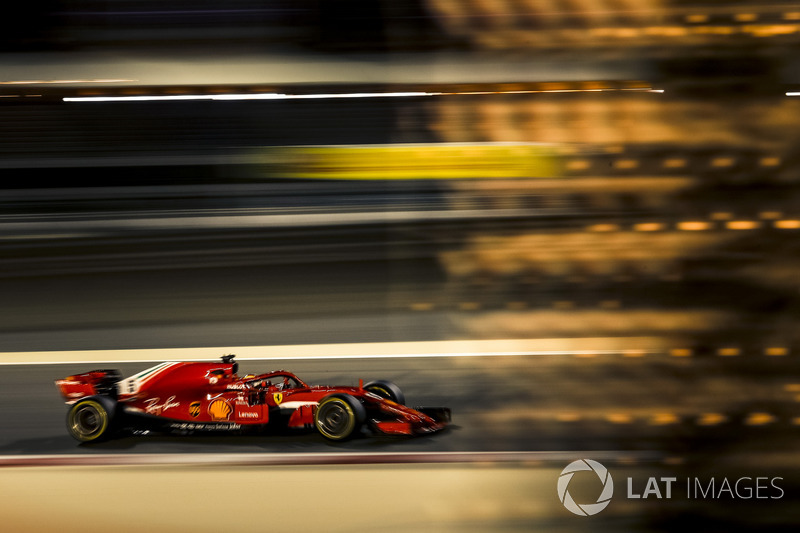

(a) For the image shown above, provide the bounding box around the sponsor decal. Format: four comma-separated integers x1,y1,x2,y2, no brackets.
208,399,232,421
238,411,260,419
226,383,247,390
189,401,201,418
169,422,242,431
273,393,283,405
144,396,180,416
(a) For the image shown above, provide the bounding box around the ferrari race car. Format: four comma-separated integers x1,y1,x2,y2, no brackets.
55,355,451,443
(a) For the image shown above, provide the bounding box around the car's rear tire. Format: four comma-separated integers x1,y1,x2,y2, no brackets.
364,380,405,405
314,394,365,441
67,397,115,443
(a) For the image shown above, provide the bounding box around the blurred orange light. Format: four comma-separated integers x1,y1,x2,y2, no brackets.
677,221,711,231
726,220,760,230
774,220,800,229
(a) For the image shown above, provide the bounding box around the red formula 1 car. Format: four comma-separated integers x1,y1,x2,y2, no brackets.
55,355,451,443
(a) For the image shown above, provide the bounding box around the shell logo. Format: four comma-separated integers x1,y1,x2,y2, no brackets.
208,399,232,421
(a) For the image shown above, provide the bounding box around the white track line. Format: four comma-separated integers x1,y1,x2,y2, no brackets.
0,338,667,365
2,351,642,366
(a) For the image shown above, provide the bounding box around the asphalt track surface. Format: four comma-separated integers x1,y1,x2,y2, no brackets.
2,349,798,457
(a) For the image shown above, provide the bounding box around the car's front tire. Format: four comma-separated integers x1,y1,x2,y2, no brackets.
314,394,365,441
67,397,115,443
364,380,405,405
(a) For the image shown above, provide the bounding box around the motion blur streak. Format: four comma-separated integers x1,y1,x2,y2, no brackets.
63,91,441,102
62,87,661,103
0,464,566,533
62,86,662,103
0,78,136,84
0,338,665,364
0,450,652,467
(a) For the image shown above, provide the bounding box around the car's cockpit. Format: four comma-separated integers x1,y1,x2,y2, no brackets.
244,372,306,391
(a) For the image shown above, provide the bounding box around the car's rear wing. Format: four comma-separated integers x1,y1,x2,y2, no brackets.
55,369,122,404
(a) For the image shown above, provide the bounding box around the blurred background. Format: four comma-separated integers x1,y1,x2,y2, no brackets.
2,1,800,531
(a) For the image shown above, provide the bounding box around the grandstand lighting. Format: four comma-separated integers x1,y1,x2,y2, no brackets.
63,92,442,102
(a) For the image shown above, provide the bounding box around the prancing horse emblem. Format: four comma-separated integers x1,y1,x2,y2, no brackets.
273,393,283,405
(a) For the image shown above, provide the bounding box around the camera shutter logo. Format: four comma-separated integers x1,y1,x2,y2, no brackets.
558,459,614,516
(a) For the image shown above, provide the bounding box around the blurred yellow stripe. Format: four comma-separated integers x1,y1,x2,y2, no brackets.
254,143,561,180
